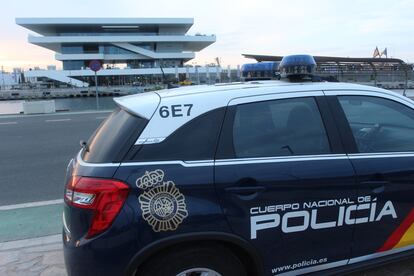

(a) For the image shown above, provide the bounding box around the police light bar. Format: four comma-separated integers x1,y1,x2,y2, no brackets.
279,54,317,81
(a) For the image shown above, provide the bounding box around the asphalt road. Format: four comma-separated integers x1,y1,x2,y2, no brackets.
0,111,111,205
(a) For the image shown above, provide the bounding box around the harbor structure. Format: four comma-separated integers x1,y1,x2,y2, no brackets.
0,68,24,89
243,54,414,90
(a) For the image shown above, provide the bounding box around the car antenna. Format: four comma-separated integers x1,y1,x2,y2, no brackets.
159,59,178,89
159,59,166,84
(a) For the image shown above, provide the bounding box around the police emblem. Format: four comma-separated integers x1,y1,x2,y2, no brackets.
136,169,164,189
137,170,188,232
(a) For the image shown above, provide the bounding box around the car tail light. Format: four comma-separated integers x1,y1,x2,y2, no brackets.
65,176,130,238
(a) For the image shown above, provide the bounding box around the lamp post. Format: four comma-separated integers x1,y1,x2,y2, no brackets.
89,60,102,110
1,66,5,90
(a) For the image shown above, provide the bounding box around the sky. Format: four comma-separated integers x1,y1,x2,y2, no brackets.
0,0,413,71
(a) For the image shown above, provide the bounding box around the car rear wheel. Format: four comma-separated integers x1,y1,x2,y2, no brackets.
135,243,247,276
176,267,221,276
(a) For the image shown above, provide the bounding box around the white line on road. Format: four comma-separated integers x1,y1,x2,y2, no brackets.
0,110,112,119
0,199,63,211
95,116,107,120
0,122,17,125
45,118,71,122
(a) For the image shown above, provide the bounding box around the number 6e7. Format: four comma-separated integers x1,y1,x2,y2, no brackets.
159,104,193,118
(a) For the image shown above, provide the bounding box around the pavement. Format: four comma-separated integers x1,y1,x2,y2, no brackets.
0,235,65,276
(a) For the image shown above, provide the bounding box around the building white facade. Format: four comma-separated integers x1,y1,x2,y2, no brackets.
16,18,217,87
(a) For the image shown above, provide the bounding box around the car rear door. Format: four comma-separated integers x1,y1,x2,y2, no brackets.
326,90,414,262
112,106,229,249
214,91,358,275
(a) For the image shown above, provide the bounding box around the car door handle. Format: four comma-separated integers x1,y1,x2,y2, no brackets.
225,186,266,196
361,180,388,194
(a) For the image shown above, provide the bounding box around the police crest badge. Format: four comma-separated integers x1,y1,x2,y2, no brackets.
137,170,188,232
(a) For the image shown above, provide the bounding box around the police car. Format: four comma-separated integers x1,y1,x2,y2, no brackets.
63,55,414,276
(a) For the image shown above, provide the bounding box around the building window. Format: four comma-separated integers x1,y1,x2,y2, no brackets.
61,45,83,54
83,44,99,54
63,61,84,70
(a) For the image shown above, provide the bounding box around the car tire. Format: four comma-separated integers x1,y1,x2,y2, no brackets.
135,243,247,276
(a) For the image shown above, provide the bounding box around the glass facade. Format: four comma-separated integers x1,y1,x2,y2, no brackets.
62,44,134,55
63,61,85,70
53,26,207,71
103,46,135,55
127,60,155,68
131,43,155,50
59,42,186,70
83,44,99,54
61,45,83,54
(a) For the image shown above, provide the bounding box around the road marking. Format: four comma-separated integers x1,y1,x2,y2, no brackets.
96,116,107,120
45,118,71,122
0,110,112,119
0,122,17,125
0,199,63,211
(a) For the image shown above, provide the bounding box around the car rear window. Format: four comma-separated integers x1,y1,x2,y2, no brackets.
83,108,148,163
126,107,226,162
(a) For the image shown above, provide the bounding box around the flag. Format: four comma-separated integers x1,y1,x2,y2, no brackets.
373,47,380,58
381,48,388,58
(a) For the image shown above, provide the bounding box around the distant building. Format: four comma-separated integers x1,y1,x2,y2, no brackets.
16,18,217,87
0,68,23,89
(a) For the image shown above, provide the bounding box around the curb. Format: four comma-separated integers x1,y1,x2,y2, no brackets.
0,234,61,251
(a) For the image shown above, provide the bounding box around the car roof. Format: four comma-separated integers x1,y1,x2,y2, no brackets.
114,80,407,146
155,80,387,99
115,80,393,120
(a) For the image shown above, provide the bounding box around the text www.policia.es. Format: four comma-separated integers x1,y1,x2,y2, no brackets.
272,258,328,274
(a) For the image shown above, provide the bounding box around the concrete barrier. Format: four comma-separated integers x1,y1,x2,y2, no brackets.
23,100,56,115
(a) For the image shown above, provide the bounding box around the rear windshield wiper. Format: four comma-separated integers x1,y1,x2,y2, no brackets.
80,140,90,152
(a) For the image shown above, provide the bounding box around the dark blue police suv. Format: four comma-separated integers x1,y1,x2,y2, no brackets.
63,56,414,275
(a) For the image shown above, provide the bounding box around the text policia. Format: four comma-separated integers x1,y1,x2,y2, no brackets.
250,195,397,239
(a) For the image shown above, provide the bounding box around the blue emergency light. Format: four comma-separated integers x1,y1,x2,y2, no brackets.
278,54,316,81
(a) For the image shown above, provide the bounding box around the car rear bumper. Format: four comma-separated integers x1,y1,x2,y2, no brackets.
63,230,136,276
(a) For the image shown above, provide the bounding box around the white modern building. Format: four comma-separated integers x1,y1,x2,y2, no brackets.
16,18,217,87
